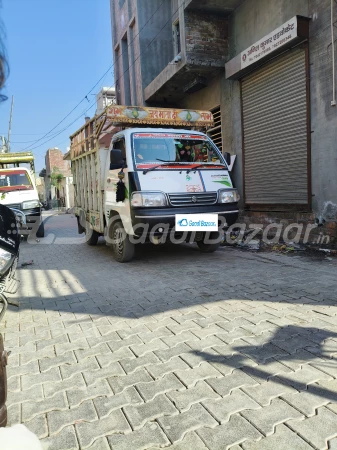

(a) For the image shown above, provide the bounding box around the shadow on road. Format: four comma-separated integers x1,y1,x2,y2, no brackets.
192,324,337,402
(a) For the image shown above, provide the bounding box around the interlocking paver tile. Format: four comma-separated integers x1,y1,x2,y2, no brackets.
74,343,110,360
124,394,177,430
243,379,297,406
67,379,112,408
167,380,220,412
153,431,208,449
120,352,159,374
154,343,191,362
75,407,130,447
282,385,334,417
242,423,313,450
235,341,289,363
48,400,97,435
107,334,143,352
197,414,262,450
273,365,332,390
94,386,143,418
130,338,168,357
175,362,222,387
203,388,261,423
147,356,190,379
187,335,227,353
41,425,78,450
7,384,43,406
241,359,293,383
25,414,49,439
207,369,259,396
22,367,61,390
208,352,258,376
43,372,86,398
180,348,220,368
60,356,100,380
287,406,337,450
137,326,174,344
242,398,304,436
158,403,218,444
7,360,39,379
108,368,153,394
108,422,170,450
39,351,77,372
136,372,185,402
22,391,68,422
96,347,134,368
82,362,125,386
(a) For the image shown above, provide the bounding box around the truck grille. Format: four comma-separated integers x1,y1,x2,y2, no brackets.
168,192,217,207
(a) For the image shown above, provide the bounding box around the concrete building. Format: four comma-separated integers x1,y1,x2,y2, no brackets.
110,0,174,105
111,0,337,241
96,87,117,115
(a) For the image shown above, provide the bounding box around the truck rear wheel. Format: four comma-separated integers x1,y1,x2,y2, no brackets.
111,221,135,263
85,224,99,246
197,231,220,253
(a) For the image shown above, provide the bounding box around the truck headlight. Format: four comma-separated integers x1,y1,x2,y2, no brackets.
218,189,240,204
131,192,167,207
22,200,40,210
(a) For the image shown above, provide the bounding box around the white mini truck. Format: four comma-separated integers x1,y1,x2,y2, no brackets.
0,152,44,238
69,106,239,262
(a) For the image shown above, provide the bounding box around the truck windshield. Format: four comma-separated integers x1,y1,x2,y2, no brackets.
0,170,33,191
132,132,225,168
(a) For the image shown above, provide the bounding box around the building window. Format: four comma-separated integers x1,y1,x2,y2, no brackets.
207,106,222,153
173,20,181,56
119,0,125,7
121,36,132,105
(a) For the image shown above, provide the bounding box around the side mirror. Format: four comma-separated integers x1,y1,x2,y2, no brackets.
223,152,231,166
110,149,126,170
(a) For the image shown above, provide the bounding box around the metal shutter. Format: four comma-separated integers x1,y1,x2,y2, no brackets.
242,48,309,205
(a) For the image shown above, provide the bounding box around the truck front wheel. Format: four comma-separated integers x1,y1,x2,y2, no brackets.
36,220,45,238
197,231,220,253
111,221,135,263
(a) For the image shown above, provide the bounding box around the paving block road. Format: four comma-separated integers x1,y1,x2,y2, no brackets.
2,212,337,449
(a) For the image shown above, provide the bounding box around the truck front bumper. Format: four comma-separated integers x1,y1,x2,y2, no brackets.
20,207,42,233
131,204,239,235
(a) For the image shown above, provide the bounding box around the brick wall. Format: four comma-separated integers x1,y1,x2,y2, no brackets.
45,148,71,177
238,210,337,248
184,11,228,67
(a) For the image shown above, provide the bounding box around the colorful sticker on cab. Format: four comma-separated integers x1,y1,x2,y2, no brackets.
211,174,232,187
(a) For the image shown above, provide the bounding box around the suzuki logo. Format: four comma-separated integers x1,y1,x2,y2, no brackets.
191,196,197,203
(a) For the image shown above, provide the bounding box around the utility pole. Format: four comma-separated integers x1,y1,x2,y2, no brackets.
7,96,14,152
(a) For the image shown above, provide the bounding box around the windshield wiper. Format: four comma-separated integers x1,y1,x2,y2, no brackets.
186,163,228,174
186,164,206,174
142,161,177,175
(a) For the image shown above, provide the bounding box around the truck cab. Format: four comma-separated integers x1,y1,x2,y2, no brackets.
105,128,239,255
0,153,44,238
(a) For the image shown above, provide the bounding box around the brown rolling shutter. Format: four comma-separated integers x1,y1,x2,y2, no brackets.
241,48,309,206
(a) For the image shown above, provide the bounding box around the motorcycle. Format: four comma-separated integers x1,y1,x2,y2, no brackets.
0,204,21,428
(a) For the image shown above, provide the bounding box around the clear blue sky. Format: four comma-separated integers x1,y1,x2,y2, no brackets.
0,0,113,171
